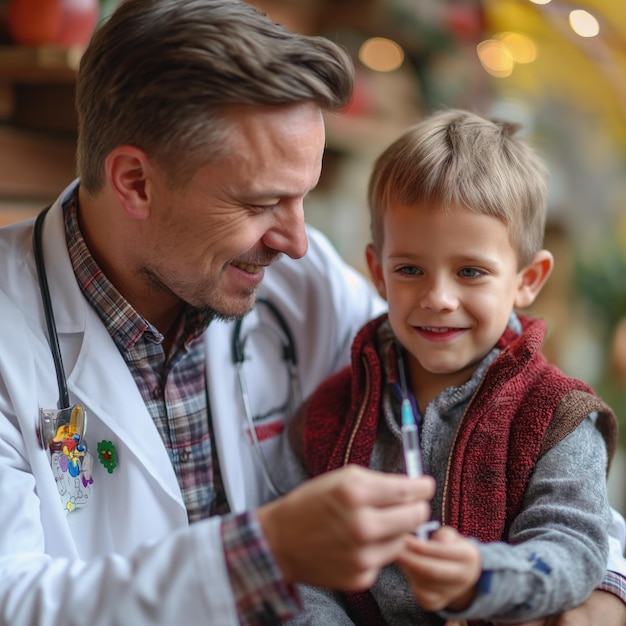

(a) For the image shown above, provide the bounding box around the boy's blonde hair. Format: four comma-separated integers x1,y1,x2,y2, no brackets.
368,109,548,268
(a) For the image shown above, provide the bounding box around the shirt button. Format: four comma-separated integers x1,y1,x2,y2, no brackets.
180,449,191,463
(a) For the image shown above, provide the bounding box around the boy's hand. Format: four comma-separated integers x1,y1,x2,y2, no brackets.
397,525,481,612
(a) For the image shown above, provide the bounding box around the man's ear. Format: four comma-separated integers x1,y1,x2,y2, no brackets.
514,249,554,309
365,243,388,301
104,146,155,220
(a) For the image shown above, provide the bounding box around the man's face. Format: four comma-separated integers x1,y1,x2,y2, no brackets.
368,202,529,404
137,102,325,320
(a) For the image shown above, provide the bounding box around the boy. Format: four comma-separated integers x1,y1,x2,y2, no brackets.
288,109,618,625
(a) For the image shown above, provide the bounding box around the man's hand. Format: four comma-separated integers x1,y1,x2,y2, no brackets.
509,590,626,626
397,525,481,612
257,464,435,590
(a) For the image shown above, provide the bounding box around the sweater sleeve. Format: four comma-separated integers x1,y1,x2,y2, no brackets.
440,414,611,623
284,585,355,625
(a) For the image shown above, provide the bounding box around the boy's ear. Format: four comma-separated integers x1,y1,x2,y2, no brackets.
104,145,155,220
514,249,554,308
365,243,388,301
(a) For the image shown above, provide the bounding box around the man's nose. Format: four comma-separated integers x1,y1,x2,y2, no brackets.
262,203,308,259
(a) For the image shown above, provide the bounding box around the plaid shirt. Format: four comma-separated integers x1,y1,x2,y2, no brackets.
599,570,626,605
63,187,299,624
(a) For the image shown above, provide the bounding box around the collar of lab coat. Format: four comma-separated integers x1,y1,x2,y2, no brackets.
39,185,185,513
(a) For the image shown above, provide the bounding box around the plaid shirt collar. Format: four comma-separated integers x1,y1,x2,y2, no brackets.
62,186,213,354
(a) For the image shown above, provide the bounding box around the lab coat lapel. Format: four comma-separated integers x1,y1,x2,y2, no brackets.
67,312,184,508
42,193,185,511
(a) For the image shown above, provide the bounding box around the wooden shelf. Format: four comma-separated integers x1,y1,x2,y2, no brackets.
0,124,76,200
0,45,80,134
0,45,80,83
0,46,79,214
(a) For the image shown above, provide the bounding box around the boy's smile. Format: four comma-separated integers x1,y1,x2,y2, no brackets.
367,201,538,409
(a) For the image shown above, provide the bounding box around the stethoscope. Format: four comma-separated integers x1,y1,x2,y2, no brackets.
34,207,70,413
33,205,302,497
232,298,302,497
33,207,87,454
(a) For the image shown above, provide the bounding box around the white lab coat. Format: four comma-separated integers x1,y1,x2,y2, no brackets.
0,181,385,625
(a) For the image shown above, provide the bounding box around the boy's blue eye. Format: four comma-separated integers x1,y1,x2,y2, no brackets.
459,267,482,278
399,266,420,276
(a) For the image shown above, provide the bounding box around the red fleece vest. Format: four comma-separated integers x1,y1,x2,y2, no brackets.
301,314,616,626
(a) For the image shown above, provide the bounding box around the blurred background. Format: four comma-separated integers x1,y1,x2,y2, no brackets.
0,0,625,509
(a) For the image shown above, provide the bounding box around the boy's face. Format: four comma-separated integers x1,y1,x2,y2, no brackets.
366,202,552,402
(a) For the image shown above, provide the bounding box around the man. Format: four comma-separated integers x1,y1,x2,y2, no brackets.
0,1,622,624
0,1,433,624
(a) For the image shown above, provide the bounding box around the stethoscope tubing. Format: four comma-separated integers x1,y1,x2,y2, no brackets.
232,297,298,367
232,298,302,497
33,207,71,410
235,361,285,497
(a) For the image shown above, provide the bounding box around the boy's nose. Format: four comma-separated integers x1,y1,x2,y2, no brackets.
419,278,458,312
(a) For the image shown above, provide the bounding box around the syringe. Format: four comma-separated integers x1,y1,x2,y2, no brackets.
398,351,440,540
